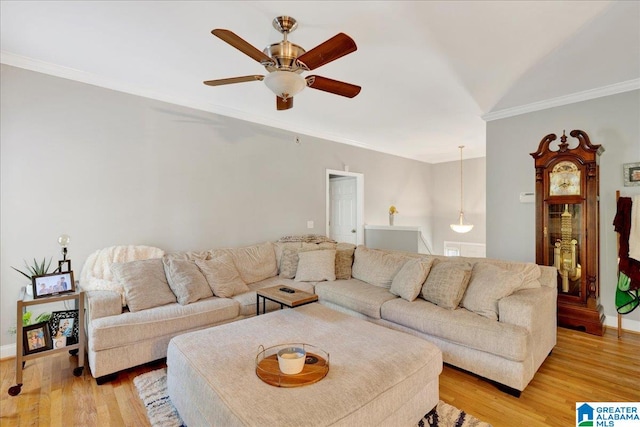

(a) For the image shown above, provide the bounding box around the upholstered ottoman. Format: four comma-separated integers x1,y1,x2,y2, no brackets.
167,303,442,427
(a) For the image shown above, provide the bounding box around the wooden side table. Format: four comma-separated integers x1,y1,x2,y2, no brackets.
8,288,85,396
255,286,318,316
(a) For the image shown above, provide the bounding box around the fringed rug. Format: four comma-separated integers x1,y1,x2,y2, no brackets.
134,368,491,427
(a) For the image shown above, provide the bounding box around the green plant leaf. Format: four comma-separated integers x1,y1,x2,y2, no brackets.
34,313,51,323
22,312,32,326
12,257,55,280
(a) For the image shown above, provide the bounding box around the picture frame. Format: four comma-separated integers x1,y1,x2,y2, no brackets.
49,310,79,346
31,271,75,299
623,162,640,187
23,321,53,355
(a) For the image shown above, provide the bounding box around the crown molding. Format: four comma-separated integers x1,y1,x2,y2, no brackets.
0,51,380,152
482,78,640,122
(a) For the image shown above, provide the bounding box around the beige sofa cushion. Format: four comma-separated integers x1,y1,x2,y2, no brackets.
163,257,213,305
461,263,524,320
111,259,176,312
315,279,397,319
295,249,336,282
335,243,356,280
163,250,211,262
88,297,239,352
351,246,408,288
487,260,542,291
213,242,277,284
381,298,530,362
420,260,472,309
390,258,434,301
196,254,249,298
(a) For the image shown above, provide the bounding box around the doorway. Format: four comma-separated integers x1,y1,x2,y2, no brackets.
326,169,364,245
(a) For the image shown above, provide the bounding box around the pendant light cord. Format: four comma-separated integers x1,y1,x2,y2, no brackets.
459,145,464,215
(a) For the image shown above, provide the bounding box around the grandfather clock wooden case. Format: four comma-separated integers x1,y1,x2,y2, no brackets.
531,130,605,335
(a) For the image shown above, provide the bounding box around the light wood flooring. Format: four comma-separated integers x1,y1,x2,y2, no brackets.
1,327,639,427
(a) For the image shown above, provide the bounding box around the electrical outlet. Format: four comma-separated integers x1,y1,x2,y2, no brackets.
307,221,314,229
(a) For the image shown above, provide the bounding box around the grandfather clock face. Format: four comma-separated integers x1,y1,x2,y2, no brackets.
549,161,581,196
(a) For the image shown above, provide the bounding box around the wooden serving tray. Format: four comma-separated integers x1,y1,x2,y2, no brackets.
256,352,329,387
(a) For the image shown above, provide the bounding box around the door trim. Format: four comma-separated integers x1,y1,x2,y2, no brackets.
326,169,364,245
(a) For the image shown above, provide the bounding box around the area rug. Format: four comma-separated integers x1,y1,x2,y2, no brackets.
134,368,491,427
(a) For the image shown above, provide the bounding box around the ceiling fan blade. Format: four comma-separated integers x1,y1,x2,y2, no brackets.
212,29,274,65
203,75,264,86
296,33,357,71
305,75,361,98
276,96,294,111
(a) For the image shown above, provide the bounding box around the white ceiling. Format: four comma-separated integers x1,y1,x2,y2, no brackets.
1,1,638,163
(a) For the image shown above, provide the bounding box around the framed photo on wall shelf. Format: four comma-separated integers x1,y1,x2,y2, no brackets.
31,271,75,299
49,310,79,346
23,321,52,355
623,162,640,187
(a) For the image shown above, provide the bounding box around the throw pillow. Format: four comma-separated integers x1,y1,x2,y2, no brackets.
351,246,409,288
196,253,249,298
420,260,472,309
162,257,213,305
335,243,356,280
461,263,525,320
279,247,318,279
390,258,434,301
273,241,302,273
295,250,337,282
486,259,542,291
111,258,176,312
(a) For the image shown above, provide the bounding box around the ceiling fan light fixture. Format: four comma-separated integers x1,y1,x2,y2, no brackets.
264,71,306,100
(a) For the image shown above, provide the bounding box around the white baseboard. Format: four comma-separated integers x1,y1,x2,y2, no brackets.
604,315,640,333
1,343,16,360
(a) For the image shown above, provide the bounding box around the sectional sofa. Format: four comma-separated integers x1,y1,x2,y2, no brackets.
80,239,557,395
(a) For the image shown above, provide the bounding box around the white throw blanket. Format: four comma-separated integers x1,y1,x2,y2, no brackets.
79,245,165,305
630,196,640,262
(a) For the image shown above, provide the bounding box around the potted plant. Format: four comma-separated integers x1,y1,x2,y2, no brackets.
7,258,55,335
12,257,58,295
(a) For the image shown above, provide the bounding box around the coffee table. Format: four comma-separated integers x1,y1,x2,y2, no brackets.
255,285,318,315
167,303,442,426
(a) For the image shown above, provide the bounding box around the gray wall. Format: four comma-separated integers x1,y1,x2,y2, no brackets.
0,65,434,350
430,157,486,255
486,90,640,331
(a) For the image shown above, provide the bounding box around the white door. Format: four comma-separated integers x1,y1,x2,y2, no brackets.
329,177,357,244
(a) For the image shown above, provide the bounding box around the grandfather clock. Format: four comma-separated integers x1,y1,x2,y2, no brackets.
530,130,605,335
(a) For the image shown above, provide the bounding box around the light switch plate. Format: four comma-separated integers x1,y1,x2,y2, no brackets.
307,221,314,229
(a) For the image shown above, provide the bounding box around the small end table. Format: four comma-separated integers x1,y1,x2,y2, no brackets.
8,288,85,396
255,286,318,316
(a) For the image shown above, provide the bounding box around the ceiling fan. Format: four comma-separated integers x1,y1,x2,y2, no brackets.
204,16,361,111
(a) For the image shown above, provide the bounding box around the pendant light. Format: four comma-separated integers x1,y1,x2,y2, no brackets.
450,145,474,233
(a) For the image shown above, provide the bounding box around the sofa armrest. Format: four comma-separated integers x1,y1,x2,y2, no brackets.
85,290,123,322
499,287,557,331
499,286,558,371
538,265,557,288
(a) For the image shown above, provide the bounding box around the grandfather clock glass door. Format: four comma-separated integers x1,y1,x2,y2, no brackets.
546,203,583,299
531,130,604,335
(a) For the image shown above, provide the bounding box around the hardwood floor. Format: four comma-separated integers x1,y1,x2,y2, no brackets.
1,327,639,427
